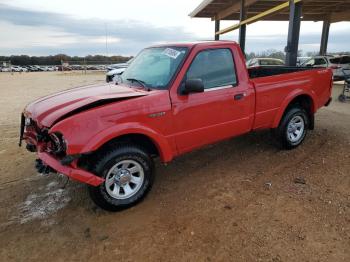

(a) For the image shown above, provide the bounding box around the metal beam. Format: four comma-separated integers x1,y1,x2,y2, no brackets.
285,0,302,66
216,0,302,35
189,0,215,17
214,0,258,21
330,10,350,23
215,13,333,22
320,20,330,55
239,0,246,53
190,0,350,21
215,20,220,40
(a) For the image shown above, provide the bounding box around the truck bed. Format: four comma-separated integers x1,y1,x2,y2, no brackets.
250,66,332,130
248,66,311,79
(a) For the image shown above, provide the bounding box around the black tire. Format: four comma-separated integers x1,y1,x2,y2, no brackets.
274,107,309,150
88,144,154,211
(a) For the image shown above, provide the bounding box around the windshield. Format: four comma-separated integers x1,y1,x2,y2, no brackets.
120,46,188,89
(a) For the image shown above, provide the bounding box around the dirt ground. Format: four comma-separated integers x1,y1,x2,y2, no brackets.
0,72,349,262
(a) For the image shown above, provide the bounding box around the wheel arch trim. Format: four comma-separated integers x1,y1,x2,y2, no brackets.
80,122,174,162
272,90,316,128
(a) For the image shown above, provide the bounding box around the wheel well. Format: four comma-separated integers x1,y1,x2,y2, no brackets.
285,95,315,129
287,95,314,113
78,134,160,172
98,134,159,157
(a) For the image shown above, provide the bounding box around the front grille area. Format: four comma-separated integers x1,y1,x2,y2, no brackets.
21,114,67,157
22,116,48,152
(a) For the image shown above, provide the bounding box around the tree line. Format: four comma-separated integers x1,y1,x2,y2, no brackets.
245,49,286,61
2,50,349,66
245,49,350,61
0,54,133,66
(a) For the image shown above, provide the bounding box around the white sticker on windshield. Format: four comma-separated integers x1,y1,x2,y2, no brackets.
162,48,181,59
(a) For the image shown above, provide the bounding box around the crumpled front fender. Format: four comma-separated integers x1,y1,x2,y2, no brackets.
80,122,175,162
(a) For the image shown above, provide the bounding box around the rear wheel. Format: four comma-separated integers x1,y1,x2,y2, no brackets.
275,107,309,149
88,145,154,211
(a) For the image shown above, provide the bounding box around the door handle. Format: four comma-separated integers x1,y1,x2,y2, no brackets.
234,93,245,100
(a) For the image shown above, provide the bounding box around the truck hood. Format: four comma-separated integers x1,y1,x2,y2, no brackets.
25,83,148,127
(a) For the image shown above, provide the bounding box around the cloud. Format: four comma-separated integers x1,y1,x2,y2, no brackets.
0,3,349,56
0,3,195,55
227,27,350,54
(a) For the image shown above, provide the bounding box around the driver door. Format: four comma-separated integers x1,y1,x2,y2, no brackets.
170,46,254,154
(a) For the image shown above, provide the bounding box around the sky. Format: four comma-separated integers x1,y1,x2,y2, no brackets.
0,0,349,56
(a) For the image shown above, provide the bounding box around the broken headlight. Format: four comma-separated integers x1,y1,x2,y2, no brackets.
49,132,67,155
24,117,32,126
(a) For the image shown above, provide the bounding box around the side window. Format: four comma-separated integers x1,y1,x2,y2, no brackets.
250,59,257,66
330,57,341,64
314,58,327,66
340,56,350,64
186,49,237,89
304,59,315,66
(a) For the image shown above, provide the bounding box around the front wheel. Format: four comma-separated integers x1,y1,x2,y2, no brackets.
88,145,154,211
275,107,309,149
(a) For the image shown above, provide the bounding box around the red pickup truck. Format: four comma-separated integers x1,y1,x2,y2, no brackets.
20,41,332,211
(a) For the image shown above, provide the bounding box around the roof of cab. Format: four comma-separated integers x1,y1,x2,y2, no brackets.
149,40,238,48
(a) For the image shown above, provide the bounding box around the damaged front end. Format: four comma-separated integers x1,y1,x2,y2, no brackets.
20,114,66,156
19,83,151,187
19,113,104,186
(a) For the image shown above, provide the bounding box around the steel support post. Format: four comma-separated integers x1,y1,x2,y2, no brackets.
285,0,302,66
320,20,330,55
238,0,247,53
215,20,220,40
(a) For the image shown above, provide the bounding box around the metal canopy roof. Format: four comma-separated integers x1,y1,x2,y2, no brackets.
190,0,350,22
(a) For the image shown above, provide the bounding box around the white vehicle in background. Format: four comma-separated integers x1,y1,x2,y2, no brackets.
246,58,285,67
46,66,56,71
1,67,11,72
106,59,133,82
106,60,131,71
11,66,28,72
106,67,127,82
297,57,311,66
11,66,20,72
301,55,350,81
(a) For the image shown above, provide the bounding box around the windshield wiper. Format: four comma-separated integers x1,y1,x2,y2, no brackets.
126,78,151,91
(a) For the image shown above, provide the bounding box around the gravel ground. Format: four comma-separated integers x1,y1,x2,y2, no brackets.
0,72,349,262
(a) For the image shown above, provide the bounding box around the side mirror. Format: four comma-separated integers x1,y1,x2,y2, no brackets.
183,79,204,94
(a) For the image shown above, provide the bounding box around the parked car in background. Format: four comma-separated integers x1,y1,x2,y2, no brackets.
57,65,72,71
1,67,11,72
27,66,39,72
301,55,350,81
11,66,28,72
42,66,54,71
10,66,20,72
35,66,46,71
106,67,127,82
297,57,310,66
21,41,332,211
106,59,133,82
106,59,132,71
246,58,284,67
